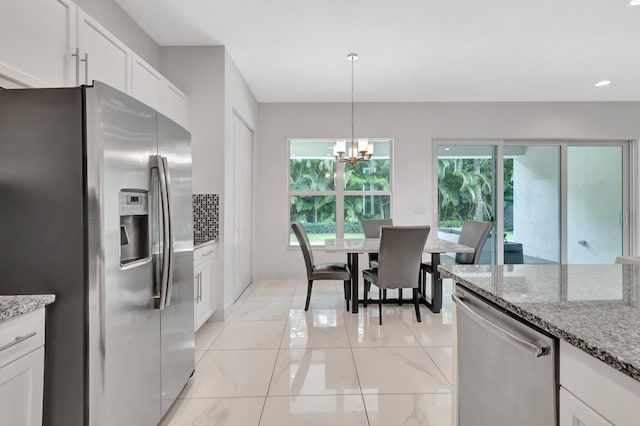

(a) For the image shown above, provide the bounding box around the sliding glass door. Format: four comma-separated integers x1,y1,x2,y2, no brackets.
435,140,629,264
436,145,496,264
567,146,624,263
505,145,560,264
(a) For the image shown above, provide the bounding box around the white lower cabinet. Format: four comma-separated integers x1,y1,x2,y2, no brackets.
560,341,640,426
0,309,46,426
194,242,217,331
560,387,612,426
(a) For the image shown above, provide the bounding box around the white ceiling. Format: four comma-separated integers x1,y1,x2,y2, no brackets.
115,0,640,102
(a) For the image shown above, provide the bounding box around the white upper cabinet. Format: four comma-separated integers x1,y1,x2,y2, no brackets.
0,1,189,128
163,80,189,129
78,8,131,93
131,53,164,111
0,0,76,87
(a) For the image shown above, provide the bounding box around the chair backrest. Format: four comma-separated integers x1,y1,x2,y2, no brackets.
377,226,430,289
455,221,493,264
291,222,314,278
361,218,394,238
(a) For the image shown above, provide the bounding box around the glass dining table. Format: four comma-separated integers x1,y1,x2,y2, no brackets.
323,238,474,314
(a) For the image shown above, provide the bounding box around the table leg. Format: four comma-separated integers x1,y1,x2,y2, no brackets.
430,253,442,313
350,252,359,313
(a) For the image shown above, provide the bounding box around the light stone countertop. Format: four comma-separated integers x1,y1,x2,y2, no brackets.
194,239,217,250
0,295,56,324
439,263,640,382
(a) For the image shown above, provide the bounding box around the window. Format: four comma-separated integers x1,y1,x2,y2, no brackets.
289,139,392,245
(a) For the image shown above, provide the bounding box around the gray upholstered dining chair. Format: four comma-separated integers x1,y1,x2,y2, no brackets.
420,220,492,287
361,218,393,268
291,222,352,311
362,226,430,325
361,218,394,303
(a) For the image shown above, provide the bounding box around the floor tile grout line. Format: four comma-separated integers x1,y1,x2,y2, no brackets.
422,346,454,386
343,308,371,426
257,284,295,426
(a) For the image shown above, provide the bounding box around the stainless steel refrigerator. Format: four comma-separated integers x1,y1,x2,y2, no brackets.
0,82,194,426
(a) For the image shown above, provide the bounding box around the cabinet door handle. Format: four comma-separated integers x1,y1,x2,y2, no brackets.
0,331,37,352
81,53,89,85
198,272,202,302
71,48,80,85
201,250,215,257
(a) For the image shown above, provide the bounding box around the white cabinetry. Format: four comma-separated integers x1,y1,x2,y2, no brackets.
0,1,189,128
560,341,640,426
163,80,189,129
77,8,131,93
560,387,612,426
131,53,164,111
0,309,46,426
194,242,217,331
0,0,76,87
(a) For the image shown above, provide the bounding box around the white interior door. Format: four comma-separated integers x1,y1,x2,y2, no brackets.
233,115,253,299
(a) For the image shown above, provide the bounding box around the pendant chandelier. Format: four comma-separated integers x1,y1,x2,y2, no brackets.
333,53,373,165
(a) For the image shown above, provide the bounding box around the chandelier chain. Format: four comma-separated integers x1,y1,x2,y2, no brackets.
334,52,372,165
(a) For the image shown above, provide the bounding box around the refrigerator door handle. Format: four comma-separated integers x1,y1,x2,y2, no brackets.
156,154,171,310
453,293,549,357
151,165,162,308
161,155,175,307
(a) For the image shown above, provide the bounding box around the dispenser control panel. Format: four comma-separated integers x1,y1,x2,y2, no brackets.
119,191,148,216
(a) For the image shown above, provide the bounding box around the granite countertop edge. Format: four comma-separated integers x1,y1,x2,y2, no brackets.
439,268,640,382
0,295,56,324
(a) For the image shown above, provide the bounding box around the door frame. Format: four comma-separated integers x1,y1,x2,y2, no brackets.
432,139,633,264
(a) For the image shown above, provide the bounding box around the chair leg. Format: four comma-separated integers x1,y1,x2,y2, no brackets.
379,289,383,325
413,288,421,323
398,288,403,306
383,289,387,301
344,280,351,311
304,280,313,311
363,279,368,308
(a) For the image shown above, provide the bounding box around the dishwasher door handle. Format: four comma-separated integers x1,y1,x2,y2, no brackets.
453,293,549,357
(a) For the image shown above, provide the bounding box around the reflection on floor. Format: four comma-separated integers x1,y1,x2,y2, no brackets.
160,279,455,426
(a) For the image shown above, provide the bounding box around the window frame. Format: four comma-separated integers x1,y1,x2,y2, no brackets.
288,138,394,246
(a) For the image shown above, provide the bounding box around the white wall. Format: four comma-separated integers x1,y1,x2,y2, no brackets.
159,46,225,194
223,50,258,311
160,47,258,317
75,0,160,67
255,102,640,280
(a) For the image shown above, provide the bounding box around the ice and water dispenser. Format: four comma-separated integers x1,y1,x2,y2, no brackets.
119,190,149,266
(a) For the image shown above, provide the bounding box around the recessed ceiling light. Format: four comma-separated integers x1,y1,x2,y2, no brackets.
595,80,611,87
630,0,640,6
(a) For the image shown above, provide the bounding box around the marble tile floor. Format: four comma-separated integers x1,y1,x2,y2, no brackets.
161,279,455,426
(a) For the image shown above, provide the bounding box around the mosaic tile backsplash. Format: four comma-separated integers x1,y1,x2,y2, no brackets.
193,194,219,244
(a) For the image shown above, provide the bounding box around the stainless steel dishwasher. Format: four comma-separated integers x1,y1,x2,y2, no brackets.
453,284,558,426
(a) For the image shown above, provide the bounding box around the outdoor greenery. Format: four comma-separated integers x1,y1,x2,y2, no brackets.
289,157,391,234
437,158,513,229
